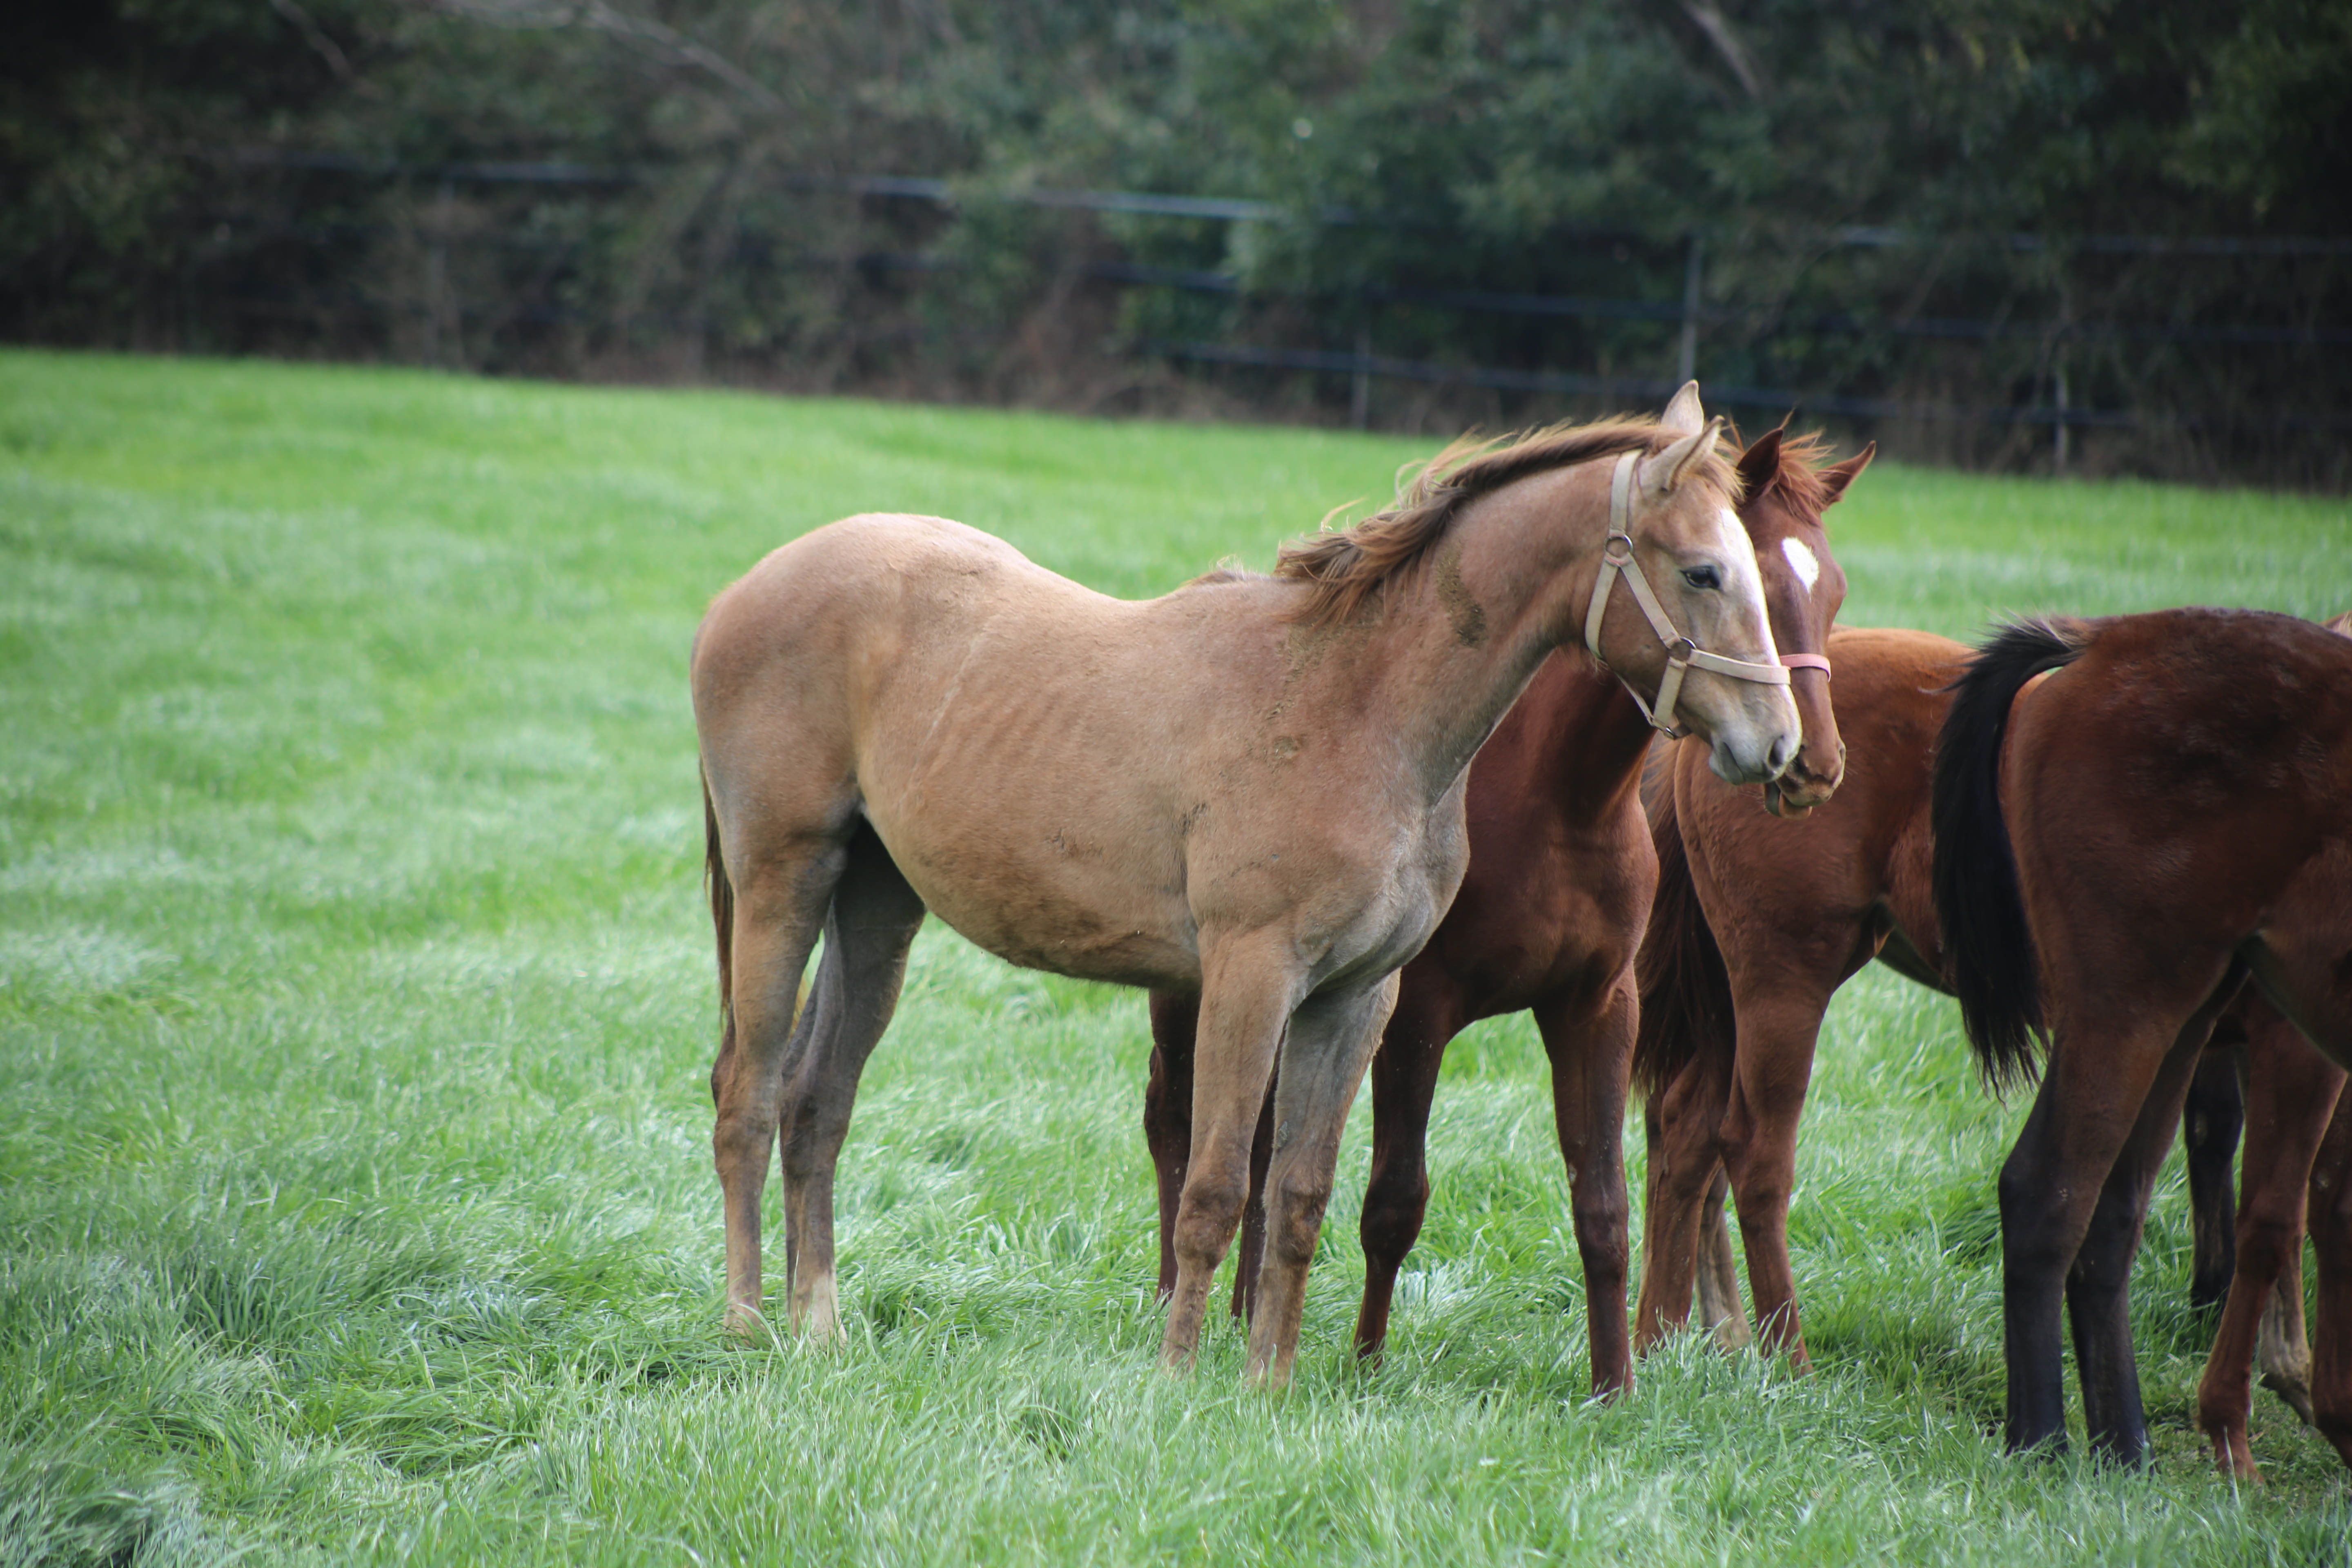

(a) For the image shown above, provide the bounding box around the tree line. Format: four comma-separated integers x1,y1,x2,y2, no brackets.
6,0,2347,483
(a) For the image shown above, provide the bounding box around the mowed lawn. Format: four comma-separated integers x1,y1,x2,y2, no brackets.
5,347,2352,1566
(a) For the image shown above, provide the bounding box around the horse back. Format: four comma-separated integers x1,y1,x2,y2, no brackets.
1997,610,2352,1042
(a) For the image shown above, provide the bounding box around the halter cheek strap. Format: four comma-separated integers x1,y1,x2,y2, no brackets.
1582,450,1800,736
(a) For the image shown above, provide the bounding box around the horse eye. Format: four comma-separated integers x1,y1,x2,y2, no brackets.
1682,565,1722,591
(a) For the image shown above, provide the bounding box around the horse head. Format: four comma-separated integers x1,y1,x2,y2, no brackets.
1733,422,1872,817
1592,384,1802,787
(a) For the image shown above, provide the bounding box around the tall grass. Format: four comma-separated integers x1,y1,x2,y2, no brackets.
4,349,2350,1565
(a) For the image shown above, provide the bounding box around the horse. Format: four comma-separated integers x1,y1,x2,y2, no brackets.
1634,626,1959,1368
2192,610,2352,1479
1633,626,2254,1374
1138,420,1869,1395
692,386,1802,1385
1932,608,2352,1463
2195,992,2341,1477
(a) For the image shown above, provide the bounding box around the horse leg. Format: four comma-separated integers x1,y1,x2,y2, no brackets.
712,833,849,1336
1634,1049,1734,1354
2184,1046,2245,1313
1693,1165,1752,1351
1163,937,1298,1373
2243,899,2352,1469
1145,993,1200,1304
1233,1075,1276,1322
1997,1025,2185,1456
771,822,927,1341
2258,1261,2315,1427
1717,978,1840,1371
2065,1027,2207,1466
2305,1092,2352,1470
1248,978,1398,1388
1351,969,1462,1360
1152,993,1277,1323
2196,1001,2340,1475
1535,979,1636,1399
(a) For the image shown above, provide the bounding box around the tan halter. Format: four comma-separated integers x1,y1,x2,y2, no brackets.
1584,450,1794,737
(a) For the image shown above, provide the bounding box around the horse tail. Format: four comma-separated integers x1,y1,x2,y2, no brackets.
1633,767,1735,1096
1930,617,2092,1094
703,766,737,1069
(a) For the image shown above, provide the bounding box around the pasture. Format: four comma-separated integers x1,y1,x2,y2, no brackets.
4,347,2351,1564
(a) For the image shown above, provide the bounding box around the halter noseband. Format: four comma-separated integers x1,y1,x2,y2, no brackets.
1582,450,1814,737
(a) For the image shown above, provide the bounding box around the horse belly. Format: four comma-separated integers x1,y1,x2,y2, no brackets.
862,803,1200,989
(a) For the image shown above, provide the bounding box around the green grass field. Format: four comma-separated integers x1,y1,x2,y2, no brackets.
5,347,2352,1565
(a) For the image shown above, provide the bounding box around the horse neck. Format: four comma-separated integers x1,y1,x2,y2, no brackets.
1323,464,1612,804
1506,655,1660,819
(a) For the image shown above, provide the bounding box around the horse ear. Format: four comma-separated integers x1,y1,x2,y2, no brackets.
1660,381,1706,436
1735,426,1785,494
1641,416,1725,499
1820,441,1877,503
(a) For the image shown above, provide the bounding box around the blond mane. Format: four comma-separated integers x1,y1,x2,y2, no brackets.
1274,416,1742,630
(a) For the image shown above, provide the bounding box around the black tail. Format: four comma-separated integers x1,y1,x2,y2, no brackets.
1930,618,2091,1094
702,768,737,1078
1632,767,1735,1096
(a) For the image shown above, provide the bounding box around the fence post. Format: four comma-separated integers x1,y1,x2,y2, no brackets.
1677,233,1704,385
424,176,454,366
2054,361,2069,475
1351,323,1372,430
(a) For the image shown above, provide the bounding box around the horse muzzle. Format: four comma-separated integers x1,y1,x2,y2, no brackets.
1762,742,1847,818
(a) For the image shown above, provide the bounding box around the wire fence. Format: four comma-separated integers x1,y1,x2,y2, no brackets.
172,149,2352,476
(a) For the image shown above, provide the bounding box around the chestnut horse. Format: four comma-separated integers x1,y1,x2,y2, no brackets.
1634,627,2256,1374
1139,422,1869,1394
1635,626,1959,1368
694,390,1800,1384
1932,609,2352,1463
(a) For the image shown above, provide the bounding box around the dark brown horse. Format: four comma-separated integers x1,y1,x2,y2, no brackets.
2192,611,2352,1479
1142,425,1871,1395
1933,609,2352,1464
1632,627,2252,1369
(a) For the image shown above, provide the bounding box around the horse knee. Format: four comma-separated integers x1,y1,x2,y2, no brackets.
2236,1211,2302,1280
776,1094,850,1185
1574,1188,1632,1278
713,1104,775,1167
1175,1172,1250,1263
1268,1169,1335,1266
1359,1161,1428,1260
1998,1167,2081,1282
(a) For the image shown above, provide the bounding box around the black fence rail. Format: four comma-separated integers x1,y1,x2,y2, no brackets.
154,148,2352,479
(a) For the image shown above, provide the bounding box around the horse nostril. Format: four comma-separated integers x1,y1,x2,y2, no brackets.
1768,734,1795,776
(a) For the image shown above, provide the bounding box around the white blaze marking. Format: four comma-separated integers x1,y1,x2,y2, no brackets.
1781,536,1822,592
1709,506,1779,661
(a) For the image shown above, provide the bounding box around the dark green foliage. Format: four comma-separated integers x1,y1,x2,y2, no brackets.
2,1,2347,471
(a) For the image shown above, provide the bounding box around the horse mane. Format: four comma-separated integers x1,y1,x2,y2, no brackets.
1274,417,1741,630
2323,610,2352,638
1753,430,1837,519
1183,559,1263,589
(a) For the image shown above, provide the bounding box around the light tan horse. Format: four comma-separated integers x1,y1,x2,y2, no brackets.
690,385,1802,1384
